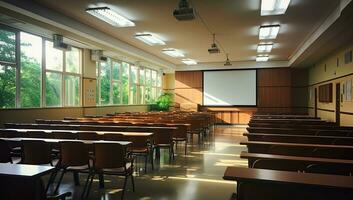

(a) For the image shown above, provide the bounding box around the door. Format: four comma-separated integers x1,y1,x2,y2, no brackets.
314,88,317,118
336,83,340,126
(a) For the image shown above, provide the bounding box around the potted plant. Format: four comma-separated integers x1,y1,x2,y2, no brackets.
151,92,173,111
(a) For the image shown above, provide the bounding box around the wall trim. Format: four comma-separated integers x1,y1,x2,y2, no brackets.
309,72,353,86
317,108,335,112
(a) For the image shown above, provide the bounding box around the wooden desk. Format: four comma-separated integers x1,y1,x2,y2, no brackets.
1,137,132,146
243,133,353,145
5,128,154,137
240,151,353,168
240,141,353,159
0,163,55,200
223,167,353,200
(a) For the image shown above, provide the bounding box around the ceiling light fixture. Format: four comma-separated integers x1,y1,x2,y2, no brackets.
85,7,135,27
256,55,269,62
162,48,185,57
259,25,280,40
224,54,232,66
134,33,166,46
182,59,197,65
261,0,291,16
257,43,273,53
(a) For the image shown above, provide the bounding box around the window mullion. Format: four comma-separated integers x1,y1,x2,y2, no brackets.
15,31,20,108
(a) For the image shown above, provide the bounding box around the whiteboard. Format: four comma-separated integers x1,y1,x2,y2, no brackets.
203,70,256,106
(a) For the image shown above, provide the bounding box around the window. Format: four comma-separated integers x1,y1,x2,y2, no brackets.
121,62,129,104
95,57,163,106
0,26,82,109
129,65,138,104
20,32,42,108
0,28,16,108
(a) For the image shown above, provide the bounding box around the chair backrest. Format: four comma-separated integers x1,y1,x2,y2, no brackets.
172,125,187,139
77,132,100,140
94,142,126,169
0,130,22,138
267,145,313,157
102,133,125,141
59,141,90,167
305,163,352,176
0,139,12,163
153,129,173,145
53,131,77,139
27,131,52,139
332,138,353,145
130,136,149,149
21,140,52,165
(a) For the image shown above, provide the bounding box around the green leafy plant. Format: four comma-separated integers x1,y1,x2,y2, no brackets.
151,92,173,111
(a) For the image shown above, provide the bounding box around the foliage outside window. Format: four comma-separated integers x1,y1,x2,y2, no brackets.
96,58,162,106
0,25,82,109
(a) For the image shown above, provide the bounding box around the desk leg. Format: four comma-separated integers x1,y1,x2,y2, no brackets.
73,172,80,186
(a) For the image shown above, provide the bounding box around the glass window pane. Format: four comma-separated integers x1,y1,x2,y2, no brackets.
112,82,121,104
130,65,138,84
152,70,157,86
0,64,16,108
0,29,16,64
65,47,80,74
65,75,80,106
129,84,137,104
96,62,99,105
157,73,162,87
99,61,110,105
45,41,63,71
146,69,151,87
122,62,129,104
152,87,156,102
45,72,62,107
139,67,145,85
20,32,42,108
139,85,145,104
112,61,121,81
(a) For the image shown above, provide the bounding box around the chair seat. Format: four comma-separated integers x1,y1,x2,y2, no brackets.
66,165,90,171
132,147,148,153
155,144,172,147
99,163,133,174
173,137,186,141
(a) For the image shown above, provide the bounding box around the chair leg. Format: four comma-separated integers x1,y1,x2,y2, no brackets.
121,176,128,200
73,172,80,186
84,172,95,199
130,174,135,192
144,154,148,173
172,145,175,160
150,150,154,170
81,172,92,199
99,173,105,188
168,147,172,164
184,141,187,155
54,169,66,194
45,170,57,194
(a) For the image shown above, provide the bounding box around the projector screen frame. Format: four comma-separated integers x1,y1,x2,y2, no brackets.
202,69,258,107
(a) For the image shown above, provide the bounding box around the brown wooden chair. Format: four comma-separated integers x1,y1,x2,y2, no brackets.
83,142,135,200
130,136,153,173
102,133,125,141
54,141,91,195
21,140,54,165
172,125,188,155
153,130,174,163
0,139,12,163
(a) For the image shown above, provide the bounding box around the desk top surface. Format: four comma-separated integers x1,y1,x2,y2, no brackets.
0,137,132,145
240,141,353,149
223,167,353,189
0,163,54,178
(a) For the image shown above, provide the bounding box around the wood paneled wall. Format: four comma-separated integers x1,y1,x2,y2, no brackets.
175,68,308,124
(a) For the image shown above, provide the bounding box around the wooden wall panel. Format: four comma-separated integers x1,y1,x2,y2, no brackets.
175,71,203,111
175,71,203,88
258,68,291,86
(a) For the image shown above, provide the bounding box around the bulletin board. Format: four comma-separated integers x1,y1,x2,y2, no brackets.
83,78,97,107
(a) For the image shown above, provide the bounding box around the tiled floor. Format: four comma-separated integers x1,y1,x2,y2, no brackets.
48,125,248,200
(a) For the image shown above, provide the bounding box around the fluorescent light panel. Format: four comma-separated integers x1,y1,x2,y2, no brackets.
259,25,280,40
261,0,291,16
257,43,273,53
256,55,269,62
86,7,135,27
134,33,166,46
162,48,185,57
182,59,197,65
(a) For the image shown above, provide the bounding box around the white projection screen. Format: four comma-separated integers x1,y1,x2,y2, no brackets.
203,70,257,106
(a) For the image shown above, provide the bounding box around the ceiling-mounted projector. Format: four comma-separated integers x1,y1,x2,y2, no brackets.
208,43,220,54
208,34,220,54
53,34,71,51
173,0,196,21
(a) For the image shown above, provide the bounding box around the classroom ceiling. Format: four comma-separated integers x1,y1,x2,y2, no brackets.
32,0,339,65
